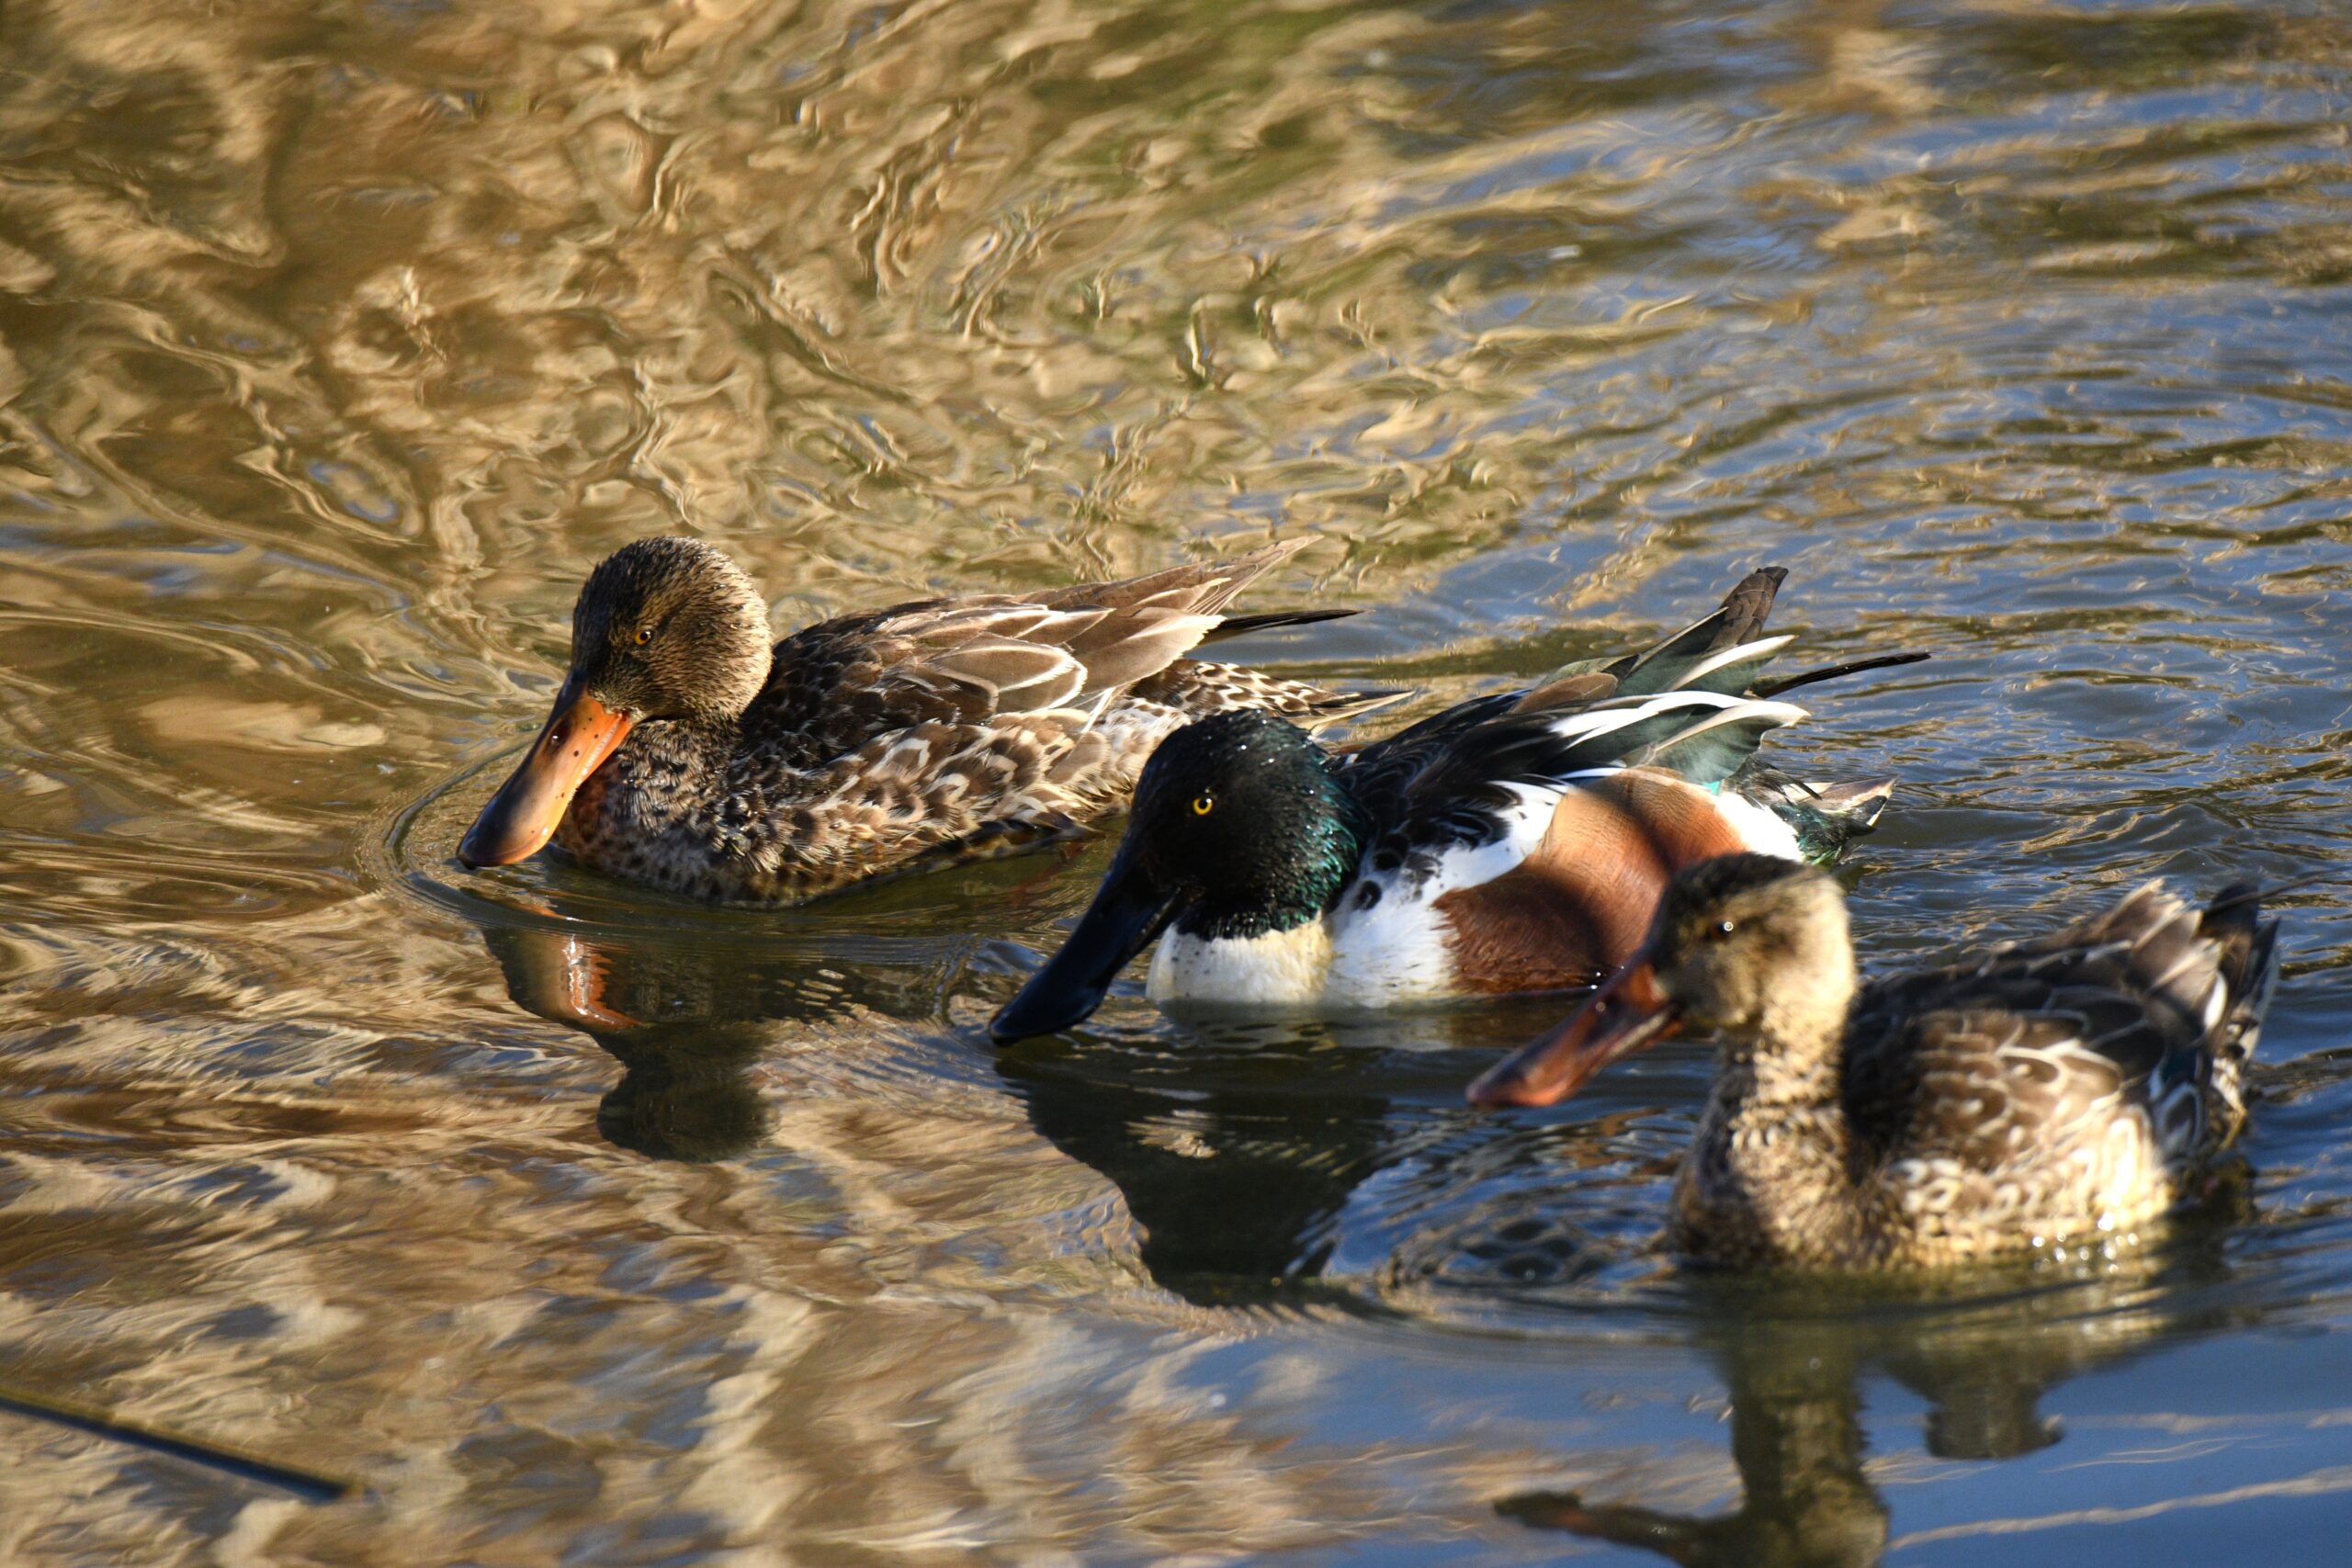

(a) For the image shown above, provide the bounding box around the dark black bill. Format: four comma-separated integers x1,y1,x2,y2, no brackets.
989,846,1181,1043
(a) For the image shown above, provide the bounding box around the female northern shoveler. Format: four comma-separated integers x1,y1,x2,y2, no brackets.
458,537,1398,903
1467,854,2283,1269
988,569,1923,1043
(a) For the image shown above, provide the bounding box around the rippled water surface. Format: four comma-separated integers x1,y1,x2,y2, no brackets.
6,0,2352,1561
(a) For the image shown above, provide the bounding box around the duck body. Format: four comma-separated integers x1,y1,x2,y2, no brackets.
459,537,1397,905
1471,856,2282,1271
1142,760,1795,1010
989,569,1922,1042
1677,882,2275,1269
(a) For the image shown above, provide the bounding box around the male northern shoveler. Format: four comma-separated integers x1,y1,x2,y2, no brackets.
1467,854,2283,1270
988,569,1923,1043
458,537,1399,903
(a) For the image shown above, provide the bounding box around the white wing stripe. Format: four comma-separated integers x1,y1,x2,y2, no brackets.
1634,699,1809,755
1675,635,1793,690
1544,689,1749,744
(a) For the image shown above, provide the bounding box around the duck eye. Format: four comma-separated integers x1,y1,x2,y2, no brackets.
1711,919,1737,941
1191,793,1214,817
634,626,654,646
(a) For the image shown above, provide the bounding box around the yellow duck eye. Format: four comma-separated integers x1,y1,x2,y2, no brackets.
635,626,653,645
1191,793,1215,817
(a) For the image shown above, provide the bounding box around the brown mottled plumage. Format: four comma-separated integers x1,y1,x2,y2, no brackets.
1470,855,2281,1270
458,536,1398,904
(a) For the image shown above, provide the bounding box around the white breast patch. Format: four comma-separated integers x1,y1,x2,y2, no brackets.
1147,920,1338,1006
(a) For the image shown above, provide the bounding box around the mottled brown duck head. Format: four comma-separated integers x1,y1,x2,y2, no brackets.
1468,853,1857,1108
458,538,773,869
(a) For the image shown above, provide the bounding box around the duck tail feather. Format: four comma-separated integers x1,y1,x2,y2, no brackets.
1303,686,1412,730
1198,606,1360,644
1747,650,1930,699
1627,699,1806,786
1603,567,1789,694
2203,866,2347,915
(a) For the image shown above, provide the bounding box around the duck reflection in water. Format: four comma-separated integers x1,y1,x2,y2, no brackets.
1494,1231,2245,1567
993,1019,1418,1303
480,919,778,1161
1505,1314,1887,1568
479,890,1545,1302
476,895,961,1163
593,1022,773,1165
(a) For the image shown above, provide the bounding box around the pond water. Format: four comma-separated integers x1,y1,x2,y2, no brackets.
3,0,2352,1561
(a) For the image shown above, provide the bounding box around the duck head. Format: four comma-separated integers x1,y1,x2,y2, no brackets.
988,710,1365,1043
1468,853,1856,1107
458,537,772,868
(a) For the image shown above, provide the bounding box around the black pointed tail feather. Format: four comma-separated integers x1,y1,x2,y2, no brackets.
2203,866,2348,915
1747,649,1930,699
1199,607,1361,644
1304,686,1413,728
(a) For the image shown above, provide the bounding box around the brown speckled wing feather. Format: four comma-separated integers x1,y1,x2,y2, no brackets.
1843,884,2273,1176
1848,1000,2147,1177
1030,538,1316,617
747,541,1328,769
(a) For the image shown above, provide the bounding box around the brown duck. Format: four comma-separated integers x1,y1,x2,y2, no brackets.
1469,854,2282,1269
458,536,1396,903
